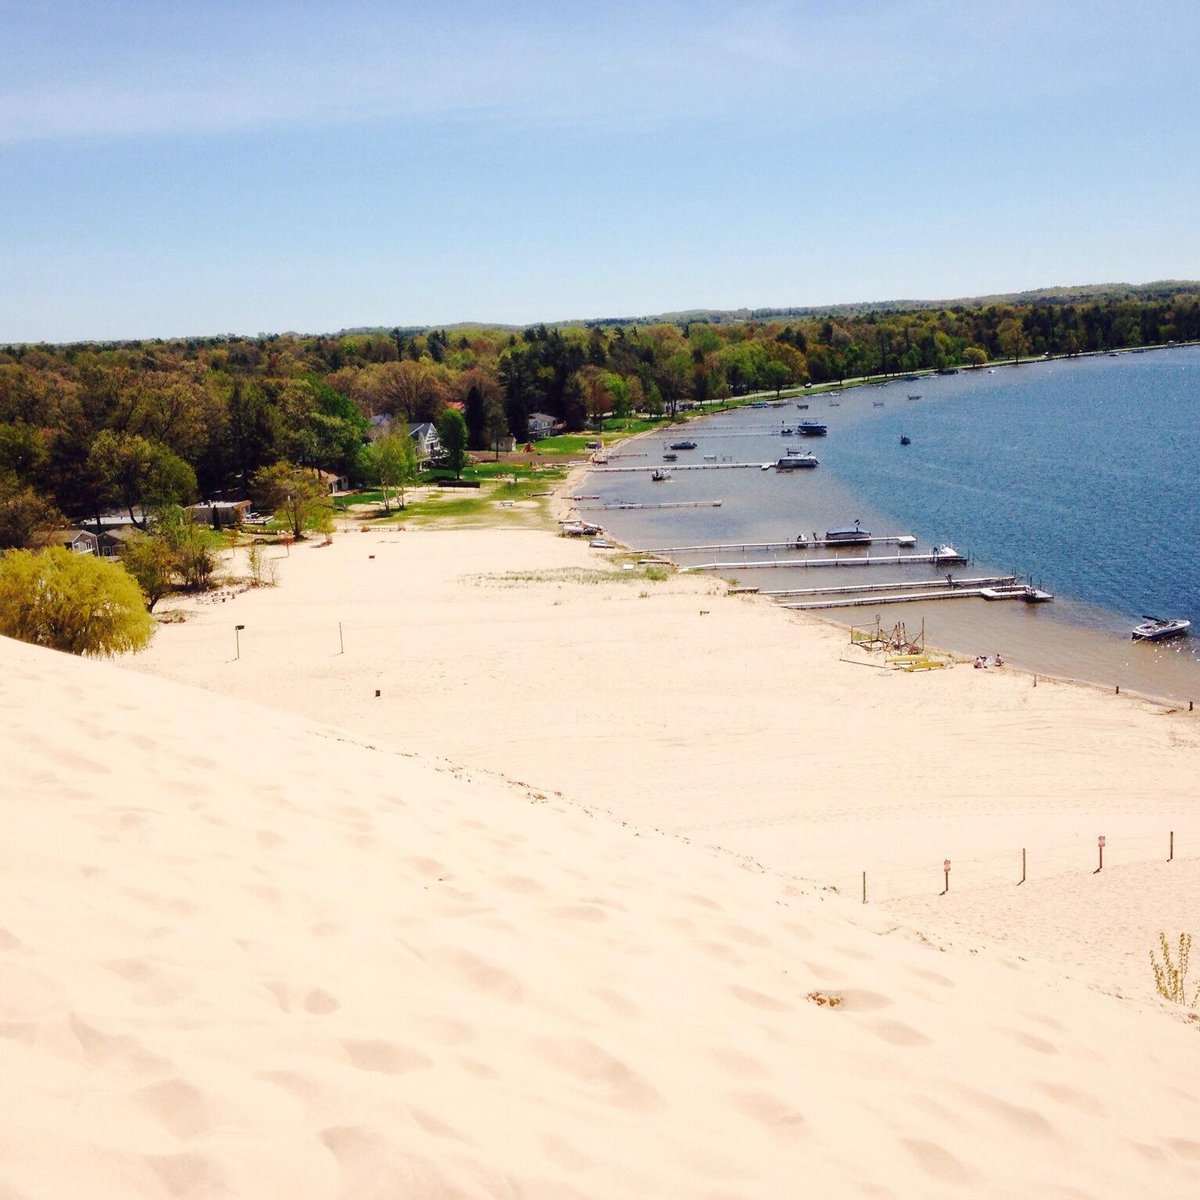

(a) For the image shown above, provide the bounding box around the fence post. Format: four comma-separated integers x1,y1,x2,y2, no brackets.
1169,831,1174,862
1019,847,1026,885
1094,835,1105,874
862,871,867,904
940,859,950,896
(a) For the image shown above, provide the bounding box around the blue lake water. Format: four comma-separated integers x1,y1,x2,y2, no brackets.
581,346,1200,703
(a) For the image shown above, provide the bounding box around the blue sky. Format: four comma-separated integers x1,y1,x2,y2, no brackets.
3,0,1198,342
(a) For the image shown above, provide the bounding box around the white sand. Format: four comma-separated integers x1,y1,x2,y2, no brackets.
4,516,1200,1197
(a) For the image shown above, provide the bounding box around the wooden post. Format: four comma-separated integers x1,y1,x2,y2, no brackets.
940,858,950,896
339,622,344,655
234,623,244,660
1094,835,1105,874
862,871,867,904
1019,847,1026,885
1170,831,1174,862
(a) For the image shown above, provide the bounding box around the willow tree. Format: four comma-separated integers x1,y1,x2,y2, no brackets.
0,547,153,656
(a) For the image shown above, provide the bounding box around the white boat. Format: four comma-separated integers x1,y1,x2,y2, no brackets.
560,520,602,537
1131,616,1191,642
775,450,819,470
651,468,671,482
931,544,966,564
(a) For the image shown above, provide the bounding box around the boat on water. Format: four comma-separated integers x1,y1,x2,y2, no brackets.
798,419,827,436
899,435,911,445
662,452,678,461
872,399,885,407
931,544,966,563
825,520,870,544
651,468,671,482
775,450,819,470
906,393,921,400
669,439,697,450
1131,615,1191,642
795,402,809,410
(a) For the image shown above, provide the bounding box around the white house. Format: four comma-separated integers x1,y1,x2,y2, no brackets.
407,422,443,467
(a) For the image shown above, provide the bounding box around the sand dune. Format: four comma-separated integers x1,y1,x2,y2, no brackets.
7,518,1200,1200
135,526,1200,999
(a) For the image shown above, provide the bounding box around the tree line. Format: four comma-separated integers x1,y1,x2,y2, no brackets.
2,284,1199,551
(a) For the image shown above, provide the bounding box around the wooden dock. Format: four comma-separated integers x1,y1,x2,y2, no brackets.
682,551,968,572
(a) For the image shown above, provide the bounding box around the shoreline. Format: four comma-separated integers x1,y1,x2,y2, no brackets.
570,389,1200,708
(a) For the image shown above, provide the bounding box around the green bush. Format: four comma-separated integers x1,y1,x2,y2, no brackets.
0,547,154,656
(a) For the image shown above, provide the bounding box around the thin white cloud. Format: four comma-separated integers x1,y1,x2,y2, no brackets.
1,0,1195,144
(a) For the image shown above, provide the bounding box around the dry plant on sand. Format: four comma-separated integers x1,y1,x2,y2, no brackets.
1150,932,1200,1007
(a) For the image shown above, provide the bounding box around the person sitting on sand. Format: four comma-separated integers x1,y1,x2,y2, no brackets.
993,653,1004,667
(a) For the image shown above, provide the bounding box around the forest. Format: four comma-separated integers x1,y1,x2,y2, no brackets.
1,281,1198,550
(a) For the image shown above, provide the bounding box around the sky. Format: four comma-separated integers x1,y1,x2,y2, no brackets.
3,0,1198,342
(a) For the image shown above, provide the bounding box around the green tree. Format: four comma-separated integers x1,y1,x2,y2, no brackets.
252,460,333,538
364,433,417,512
120,530,178,610
0,472,62,549
436,408,469,479
86,430,197,527
0,547,153,656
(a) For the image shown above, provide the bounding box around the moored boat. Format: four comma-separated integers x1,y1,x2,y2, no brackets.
1131,615,1191,642
825,520,870,543
669,439,697,450
651,468,671,482
798,419,827,436
775,450,819,470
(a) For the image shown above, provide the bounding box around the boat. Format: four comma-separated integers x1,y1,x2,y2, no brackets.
797,419,827,436
778,426,795,436
824,520,870,544
662,452,678,461
775,450,819,470
795,402,809,410
669,440,697,450
588,537,615,549
651,468,671,482
1131,615,1191,642
872,399,885,407
702,453,717,461
899,435,911,445
931,544,966,563
560,520,602,537
906,394,921,400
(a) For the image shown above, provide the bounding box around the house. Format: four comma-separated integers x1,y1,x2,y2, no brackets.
315,469,350,495
407,422,443,467
188,500,251,529
527,412,559,440
60,527,135,557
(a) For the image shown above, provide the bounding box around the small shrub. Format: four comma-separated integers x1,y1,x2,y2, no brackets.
1150,932,1200,1006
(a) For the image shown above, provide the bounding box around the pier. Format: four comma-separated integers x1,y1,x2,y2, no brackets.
576,500,724,511
589,462,767,473
635,535,918,554
682,550,969,572
781,583,1049,610
762,575,1017,599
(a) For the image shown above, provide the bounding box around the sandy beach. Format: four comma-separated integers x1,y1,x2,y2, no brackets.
5,491,1200,1197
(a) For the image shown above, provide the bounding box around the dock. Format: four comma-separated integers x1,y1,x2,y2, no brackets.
635,535,917,554
682,551,969,572
589,462,767,473
575,500,724,511
782,583,1049,610
761,575,1017,599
